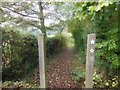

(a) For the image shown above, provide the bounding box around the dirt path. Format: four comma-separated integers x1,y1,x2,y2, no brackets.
46,48,81,88
30,48,82,88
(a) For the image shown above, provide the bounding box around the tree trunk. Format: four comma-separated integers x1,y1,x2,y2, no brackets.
38,2,46,36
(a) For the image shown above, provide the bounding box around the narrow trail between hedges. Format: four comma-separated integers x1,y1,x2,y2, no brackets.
46,48,81,88
31,48,82,88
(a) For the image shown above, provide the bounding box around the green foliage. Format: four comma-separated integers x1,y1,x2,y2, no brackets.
94,3,119,76
68,19,84,51
2,81,39,88
2,27,38,81
69,2,119,87
93,72,119,88
46,37,56,57
54,34,67,49
93,72,103,88
70,69,85,82
73,1,114,20
67,17,96,64
75,52,86,64
2,26,67,81
46,34,67,57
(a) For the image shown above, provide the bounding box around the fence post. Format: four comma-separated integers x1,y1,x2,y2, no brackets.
0,27,2,89
38,34,46,88
0,3,3,88
85,33,96,88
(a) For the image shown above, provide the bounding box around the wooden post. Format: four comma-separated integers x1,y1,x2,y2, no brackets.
0,3,3,88
85,34,96,88
38,34,46,88
0,28,2,89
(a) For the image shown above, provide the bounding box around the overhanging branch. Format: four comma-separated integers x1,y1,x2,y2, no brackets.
2,6,41,19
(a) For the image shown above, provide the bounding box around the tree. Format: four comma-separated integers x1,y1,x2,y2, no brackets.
1,2,71,36
69,1,119,79
1,1,73,86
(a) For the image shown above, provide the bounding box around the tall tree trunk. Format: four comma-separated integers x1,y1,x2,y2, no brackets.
38,2,46,37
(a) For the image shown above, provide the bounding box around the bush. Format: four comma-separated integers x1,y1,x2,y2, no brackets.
68,18,95,65
2,27,67,81
93,72,119,88
46,34,67,57
2,27,38,81
70,69,85,82
68,3,119,83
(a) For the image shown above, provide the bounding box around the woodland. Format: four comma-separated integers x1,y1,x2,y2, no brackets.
0,1,119,89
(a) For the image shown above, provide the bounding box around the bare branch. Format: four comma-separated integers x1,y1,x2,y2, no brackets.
2,6,41,19
22,20,42,30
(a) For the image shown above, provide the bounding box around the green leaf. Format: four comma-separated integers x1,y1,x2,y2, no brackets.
89,6,96,12
95,5,101,11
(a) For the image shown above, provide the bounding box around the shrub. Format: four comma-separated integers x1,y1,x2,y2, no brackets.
2,27,67,81
2,28,38,81
93,72,119,88
68,3,119,83
70,69,85,82
46,34,67,57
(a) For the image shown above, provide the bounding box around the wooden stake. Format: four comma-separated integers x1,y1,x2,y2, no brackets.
38,34,46,88
85,34,96,88
0,28,2,89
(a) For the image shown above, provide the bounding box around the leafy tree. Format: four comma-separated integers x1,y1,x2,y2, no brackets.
69,1,119,79
1,2,70,36
94,3,119,77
